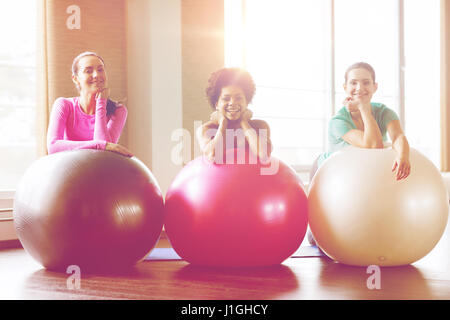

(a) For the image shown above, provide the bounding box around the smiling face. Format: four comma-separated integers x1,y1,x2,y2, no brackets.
343,68,378,105
72,55,107,94
216,85,248,121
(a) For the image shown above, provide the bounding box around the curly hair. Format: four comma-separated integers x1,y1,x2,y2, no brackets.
344,62,376,83
205,68,256,109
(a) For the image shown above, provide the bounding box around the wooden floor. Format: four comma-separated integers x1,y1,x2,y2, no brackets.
0,220,449,300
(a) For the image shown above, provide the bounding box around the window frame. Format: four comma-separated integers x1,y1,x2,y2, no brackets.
226,0,411,176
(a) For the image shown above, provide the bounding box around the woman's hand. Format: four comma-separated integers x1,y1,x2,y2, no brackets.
240,109,253,123
105,142,133,157
344,96,371,114
343,96,359,112
392,156,411,180
210,109,227,126
96,87,110,100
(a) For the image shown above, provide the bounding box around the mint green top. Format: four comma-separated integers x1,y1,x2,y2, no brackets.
317,102,399,167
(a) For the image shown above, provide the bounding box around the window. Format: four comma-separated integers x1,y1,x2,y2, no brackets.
226,0,330,182
0,0,37,192
334,0,400,116
404,0,440,167
225,0,441,180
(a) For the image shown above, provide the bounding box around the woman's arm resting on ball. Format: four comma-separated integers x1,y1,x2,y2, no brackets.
47,98,129,155
341,128,382,148
341,113,383,149
387,120,410,180
47,98,107,153
105,142,133,157
197,121,226,161
48,139,106,154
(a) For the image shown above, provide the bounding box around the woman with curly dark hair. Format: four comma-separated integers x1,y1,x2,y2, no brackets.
197,67,272,163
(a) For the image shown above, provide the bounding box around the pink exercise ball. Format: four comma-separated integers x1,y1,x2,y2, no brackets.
164,150,308,267
309,147,449,267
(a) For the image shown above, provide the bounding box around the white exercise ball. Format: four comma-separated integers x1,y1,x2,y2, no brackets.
308,147,449,267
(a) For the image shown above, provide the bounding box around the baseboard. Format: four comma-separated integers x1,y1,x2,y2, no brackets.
0,239,22,249
0,225,167,250
0,214,17,242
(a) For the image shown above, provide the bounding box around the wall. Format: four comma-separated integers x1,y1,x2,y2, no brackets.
127,0,182,195
181,0,225,161
126,0,224,195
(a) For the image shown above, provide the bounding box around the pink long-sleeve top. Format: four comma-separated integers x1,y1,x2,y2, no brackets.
47,97,127,154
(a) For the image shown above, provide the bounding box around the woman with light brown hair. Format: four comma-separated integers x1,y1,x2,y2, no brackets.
313,62,410,181
47,51,131,157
